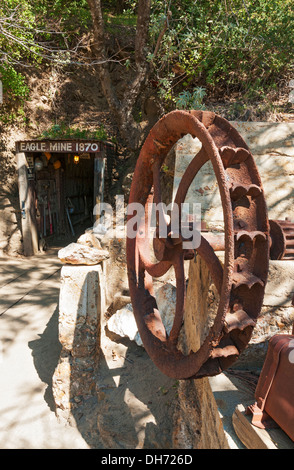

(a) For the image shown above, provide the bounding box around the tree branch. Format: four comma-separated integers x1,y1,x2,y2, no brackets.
121,0,151,114
86,0,152,149
86,0,120,113
153,10,172,60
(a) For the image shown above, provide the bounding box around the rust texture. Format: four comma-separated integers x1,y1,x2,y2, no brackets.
126,110,270,379
269,219,294,260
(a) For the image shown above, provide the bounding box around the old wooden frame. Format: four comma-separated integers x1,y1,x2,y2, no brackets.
15,139,110,256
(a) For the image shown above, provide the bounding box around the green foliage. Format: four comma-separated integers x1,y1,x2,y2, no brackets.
0,1,39,103
103,11,137,28
175,87,206,110
1,0,292,124
31,0,91,32
40,123,109,141
150,0,294,105
0,0,91,106
0,66,29,102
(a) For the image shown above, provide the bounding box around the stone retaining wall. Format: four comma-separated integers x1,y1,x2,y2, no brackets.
172,123,294,229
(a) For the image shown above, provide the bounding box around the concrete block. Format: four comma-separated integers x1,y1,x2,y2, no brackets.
58,264,105,355
53,263,106,422
172,123,294,229
253,154,294,220
231,121,294,156
264,261,294,307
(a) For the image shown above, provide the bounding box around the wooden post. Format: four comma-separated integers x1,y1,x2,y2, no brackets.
16,152,39,256
55,167,65,235
93,149,106,223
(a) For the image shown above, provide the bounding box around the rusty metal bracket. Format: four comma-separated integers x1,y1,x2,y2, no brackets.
186,219,294,261
126,110,270,379
269,219,294,260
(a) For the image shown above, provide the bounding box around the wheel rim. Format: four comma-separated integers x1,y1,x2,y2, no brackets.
126,110,269,379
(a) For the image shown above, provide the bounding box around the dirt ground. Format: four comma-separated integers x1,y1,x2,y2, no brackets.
0,251,86,448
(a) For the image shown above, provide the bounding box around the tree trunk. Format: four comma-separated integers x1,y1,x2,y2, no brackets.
87,0,151,150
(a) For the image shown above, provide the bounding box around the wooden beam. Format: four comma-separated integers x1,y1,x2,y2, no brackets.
232,404,294,449
16,152,39,256
93,150,106,222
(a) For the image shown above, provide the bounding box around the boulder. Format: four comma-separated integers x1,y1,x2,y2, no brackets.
107,283,176,347
107,303,143,346
58,242,109,265
77,232,102,250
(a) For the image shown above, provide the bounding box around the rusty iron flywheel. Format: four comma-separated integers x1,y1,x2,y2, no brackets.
126,110,270,379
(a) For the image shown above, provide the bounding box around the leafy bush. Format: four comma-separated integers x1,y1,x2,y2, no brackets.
0,1,38,103
0,0,91,106
40,123,109,141
175,87,206,110
1,0,292,122
0,66,29,103
149,0,294,104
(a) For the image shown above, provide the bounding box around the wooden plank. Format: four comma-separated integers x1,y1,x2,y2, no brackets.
16,152,34,257
232,404,294,449
15,140,102,154
28,179,39,254
16,152,39,256
93,151,106,222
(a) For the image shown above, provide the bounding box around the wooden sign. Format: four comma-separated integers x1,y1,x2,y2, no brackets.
16,140,102,154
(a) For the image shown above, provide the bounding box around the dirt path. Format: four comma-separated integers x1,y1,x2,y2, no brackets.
0,251,89,448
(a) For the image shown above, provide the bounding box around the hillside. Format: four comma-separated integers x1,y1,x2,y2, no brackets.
0,20,293,257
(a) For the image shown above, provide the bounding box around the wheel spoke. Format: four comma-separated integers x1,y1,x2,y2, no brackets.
138,250,172,277
136,189,172,278
167,249,186,347
173,147,208,209
195,236,223,294
152,159,170,231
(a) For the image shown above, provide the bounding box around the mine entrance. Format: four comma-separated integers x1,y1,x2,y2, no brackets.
15,139,116,256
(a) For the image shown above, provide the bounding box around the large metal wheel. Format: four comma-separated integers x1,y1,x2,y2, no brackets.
126,110,270,379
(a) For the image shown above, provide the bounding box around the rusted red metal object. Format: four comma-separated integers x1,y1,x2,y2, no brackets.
246,333,294,441
126,110,270,379
198,219,294,261
269,219,294,260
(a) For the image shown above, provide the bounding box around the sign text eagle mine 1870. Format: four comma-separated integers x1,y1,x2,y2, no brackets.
16,140,102,153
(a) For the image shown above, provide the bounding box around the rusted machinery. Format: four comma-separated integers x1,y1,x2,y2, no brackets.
196,219,294,261
126,109,292,380
269,219,294,260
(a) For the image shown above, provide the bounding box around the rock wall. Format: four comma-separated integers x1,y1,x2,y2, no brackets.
183,252,294,371
53,234,230,448
172,123,294,229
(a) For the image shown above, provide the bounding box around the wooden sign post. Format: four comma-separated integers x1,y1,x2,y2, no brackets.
16,151,39,256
